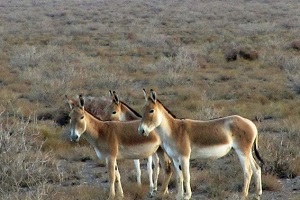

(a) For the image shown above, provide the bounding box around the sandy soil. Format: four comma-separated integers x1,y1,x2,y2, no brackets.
57,159,300,200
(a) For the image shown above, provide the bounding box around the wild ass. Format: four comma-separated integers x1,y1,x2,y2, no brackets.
56,95,111,126
104,90,172,196
138,89,264,200
67,95,161,199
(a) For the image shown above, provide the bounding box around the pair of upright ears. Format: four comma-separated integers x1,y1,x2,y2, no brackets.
109,89,157,104
109,90,120,105
143,89,157,103
66,94,85,109
66,89,157,109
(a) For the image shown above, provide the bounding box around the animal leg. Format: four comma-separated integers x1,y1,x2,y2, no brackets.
114,162,124,198
181,156,191,200
133,159,142,186
107,157,116,200
236,152,252,198
152,153,160,193
147,156,155,196
156,148,173,196
172,158,184,200
250,155,262,198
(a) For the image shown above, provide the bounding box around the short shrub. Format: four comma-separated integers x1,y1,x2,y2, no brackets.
0,113,59,198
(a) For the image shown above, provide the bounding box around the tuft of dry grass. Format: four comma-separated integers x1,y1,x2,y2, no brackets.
259,119,300,179
262,174,282,191
0,113,59,199
123,182,149,200
283,56,300,94
51,185,107,200
189,155,245,199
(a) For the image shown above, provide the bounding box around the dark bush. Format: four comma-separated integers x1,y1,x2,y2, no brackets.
291,40,300,51
225,48,238,62
239,48,259,61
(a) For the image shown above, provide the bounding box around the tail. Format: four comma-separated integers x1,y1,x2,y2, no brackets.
254,134,264,165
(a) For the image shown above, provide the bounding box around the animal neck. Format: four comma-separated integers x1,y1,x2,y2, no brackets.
82,110,104,142
120,102,141,121
155,103,175,138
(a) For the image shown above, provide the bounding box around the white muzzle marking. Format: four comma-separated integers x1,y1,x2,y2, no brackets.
138,123,151,137
70,129,80,142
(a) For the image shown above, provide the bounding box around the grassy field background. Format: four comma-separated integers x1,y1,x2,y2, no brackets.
0,0,299,199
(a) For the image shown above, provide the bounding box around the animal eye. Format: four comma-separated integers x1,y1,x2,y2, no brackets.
80,116,84,119
112,111,117,114
149,109,154,113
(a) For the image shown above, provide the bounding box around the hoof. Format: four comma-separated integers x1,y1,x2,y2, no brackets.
148,190,157,198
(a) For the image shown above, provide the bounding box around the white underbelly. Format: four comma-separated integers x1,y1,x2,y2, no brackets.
191,144,232,159
117,143,159,159
162,143,178,158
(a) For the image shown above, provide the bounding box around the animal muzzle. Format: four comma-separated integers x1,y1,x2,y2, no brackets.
138,125,149,137
70,130,79,142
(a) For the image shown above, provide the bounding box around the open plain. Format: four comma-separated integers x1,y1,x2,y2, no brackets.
0,0,299,199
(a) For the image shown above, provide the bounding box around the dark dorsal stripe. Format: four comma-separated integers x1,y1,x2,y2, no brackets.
120,101,142,118
81,106,104,121
156,99,177,119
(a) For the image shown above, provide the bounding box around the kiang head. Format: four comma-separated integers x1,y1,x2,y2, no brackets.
138,89,163,136
66,95,87,142
104,90,122,121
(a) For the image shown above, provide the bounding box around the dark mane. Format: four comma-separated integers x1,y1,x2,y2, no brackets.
83,107,104,121
120,101,142,118
157,99,177,118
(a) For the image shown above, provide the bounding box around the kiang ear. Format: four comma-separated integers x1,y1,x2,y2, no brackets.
109,90,113,98
112,91,120,105
150,89,157,103
66,95,76,109
78,94,85,109
142,88,148,101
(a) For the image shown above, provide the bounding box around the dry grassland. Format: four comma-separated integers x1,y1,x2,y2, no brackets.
0,0,299,199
